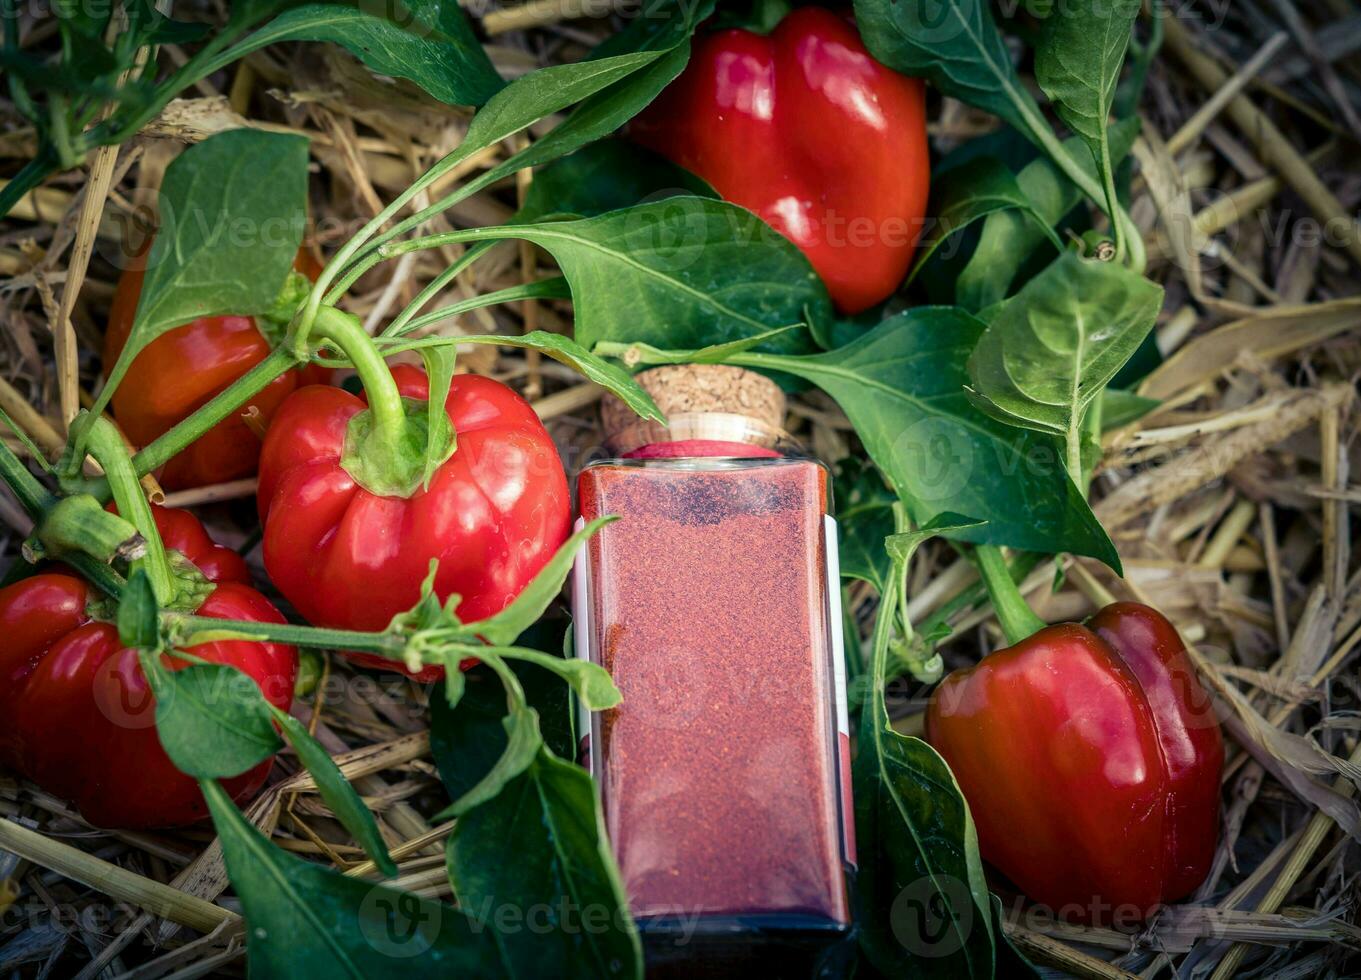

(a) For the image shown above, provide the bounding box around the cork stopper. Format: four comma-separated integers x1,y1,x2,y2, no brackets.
601,365,787,453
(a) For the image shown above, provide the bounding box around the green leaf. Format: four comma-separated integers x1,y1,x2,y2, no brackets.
1101,388,1160,430
430,650,576,802
957,121,1140,311
117,568,160,650
853,0,1040,138
834,458,897,591
447,749,642,980
855,519,996,977
95,129,308,419
438,705,542,818
965,251,1163,473
1034,0,1139,152
272,709,398,878
238,1,504,108
464,50,669,167
886,514,983,572
910,156,1061,281
143,659,282,779
451,333,664,423
593,0,715,57
417,345,457,489
722,309,1120,568
490,646,621,711
991,896,1043,978
517,138,715,224
462,198,828,355
1034,0,1140,257
201,780,510,976
471,517,617,647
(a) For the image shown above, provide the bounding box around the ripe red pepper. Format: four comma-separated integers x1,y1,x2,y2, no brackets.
104,247,330,490
256,364,570,681
926,602,1223,922
0,506,297,829
631,7,930,314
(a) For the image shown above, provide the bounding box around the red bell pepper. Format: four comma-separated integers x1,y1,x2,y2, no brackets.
256,362,570,681
926,602,1223,923
0,506,297,829
104,246,330,490
631,7,930,314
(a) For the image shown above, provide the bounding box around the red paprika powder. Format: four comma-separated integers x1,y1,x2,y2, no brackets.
574,366,852,968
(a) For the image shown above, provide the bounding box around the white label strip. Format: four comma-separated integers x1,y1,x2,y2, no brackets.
825,515,849,739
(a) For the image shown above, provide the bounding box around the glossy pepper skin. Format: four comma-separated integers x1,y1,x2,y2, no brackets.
256,364,570,682
104,247,330,490
926,603,1223,923
0,507,297,829
631,7,929,314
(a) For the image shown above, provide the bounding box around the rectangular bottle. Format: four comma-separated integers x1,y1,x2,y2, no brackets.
572,366,852,971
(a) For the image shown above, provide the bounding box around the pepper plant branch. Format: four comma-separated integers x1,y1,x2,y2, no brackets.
381,242,497,338
973,544,1047,646
83,415,175,605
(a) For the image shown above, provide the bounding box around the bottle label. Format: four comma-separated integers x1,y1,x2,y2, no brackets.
825,515,857,868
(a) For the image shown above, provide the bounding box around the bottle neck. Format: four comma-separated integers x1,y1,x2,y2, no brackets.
608,411,791,459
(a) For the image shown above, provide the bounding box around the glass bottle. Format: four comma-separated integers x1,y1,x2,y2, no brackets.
572,365,853,973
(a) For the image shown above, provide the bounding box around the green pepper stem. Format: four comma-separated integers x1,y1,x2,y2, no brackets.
130,345,301,483
307,306,407,450
973,544,1047,647
83,416,175,606
165,613,408,657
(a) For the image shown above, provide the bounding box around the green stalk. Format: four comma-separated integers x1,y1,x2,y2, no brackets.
308,307,406,448
1066,424,1084,492
1016,98,1144,273
83,416,175,606
129,345,300,481
1099,137,1126,263
0,429,55,518
165,614,407,657
381,242,496,338
973,544,1047,646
